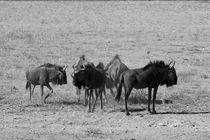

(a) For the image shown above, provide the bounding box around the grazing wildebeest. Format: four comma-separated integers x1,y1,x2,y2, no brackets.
72,55,92,103
115,60,177,116
105,54,128,96
72,63,106,112
26,63,67,103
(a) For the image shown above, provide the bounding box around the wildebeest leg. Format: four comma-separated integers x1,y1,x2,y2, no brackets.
28,83,32,100
103,86,108,103
84,89,88,106
125,87,132,116
31,85,35,94
91,90,95,105
109,88,115,97
76,88,81,103
88,89,93,113
92,89,98,112
40,85,44,104
31,85,36,100
44,84,53,103
114,83,118,92
100,89,103,111
148,87,152,113
152,87,158,114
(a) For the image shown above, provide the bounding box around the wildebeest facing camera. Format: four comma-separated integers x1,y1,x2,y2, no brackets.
72,70,87,89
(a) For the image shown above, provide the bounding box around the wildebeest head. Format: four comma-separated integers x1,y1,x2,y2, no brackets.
72,68,89,89
165,61,177,87
39,63,68,85
160,61,177,87
72,55,89,73
57,66,68,85
143,60,178,87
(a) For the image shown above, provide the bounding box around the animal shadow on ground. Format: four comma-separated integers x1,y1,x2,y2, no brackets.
24,100,83,108
128,96,173,105
158,111,210,115
46,100,83,106
109,108,146,113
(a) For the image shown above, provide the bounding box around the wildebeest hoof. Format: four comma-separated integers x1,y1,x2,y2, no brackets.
126,112,130,116
148,110,152,114
101,109,105,113
153,110,157,114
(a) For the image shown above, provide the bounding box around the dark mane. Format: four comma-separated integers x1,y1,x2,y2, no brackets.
39,63,63,71
39,63,56,68
143,60,169,70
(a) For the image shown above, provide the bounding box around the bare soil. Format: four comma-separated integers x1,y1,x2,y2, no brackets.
0,1,210,140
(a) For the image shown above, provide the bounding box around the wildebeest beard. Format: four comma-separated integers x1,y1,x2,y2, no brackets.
51,76,63,85
159,72,176,87
165,80,174,87
72,74,85,89
51,73,67,85
149,66,176,88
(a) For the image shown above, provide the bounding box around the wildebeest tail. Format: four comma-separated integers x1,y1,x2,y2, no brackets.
115,74,124,101
25,81,30,90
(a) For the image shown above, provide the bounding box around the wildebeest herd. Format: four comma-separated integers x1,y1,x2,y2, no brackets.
26,54,177,116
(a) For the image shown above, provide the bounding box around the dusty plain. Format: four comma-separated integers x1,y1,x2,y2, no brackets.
0,1,210,140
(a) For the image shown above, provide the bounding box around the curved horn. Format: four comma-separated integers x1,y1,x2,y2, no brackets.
172,61,175,67
168,60,173,66
169,60,175,68
72,64,76,69
63,65,68,71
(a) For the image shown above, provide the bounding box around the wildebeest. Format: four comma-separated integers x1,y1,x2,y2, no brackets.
105,54,128,96
72,63,106,112
26,63,67,103
95,62,107,102
115,60,177,116
72,55,92,103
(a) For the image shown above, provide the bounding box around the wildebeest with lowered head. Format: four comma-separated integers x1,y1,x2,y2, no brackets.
105,54,128,96
115,60,177,116
26,63,67,103
72,63,106,112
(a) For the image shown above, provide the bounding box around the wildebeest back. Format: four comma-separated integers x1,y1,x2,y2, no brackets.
26,67,50,85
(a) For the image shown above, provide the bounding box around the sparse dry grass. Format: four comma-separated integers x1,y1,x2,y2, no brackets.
0,1,210,139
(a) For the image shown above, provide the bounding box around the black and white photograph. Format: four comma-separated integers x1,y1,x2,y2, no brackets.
0,0,210,139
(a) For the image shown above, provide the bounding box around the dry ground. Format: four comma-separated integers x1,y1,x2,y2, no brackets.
0,1,210,140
